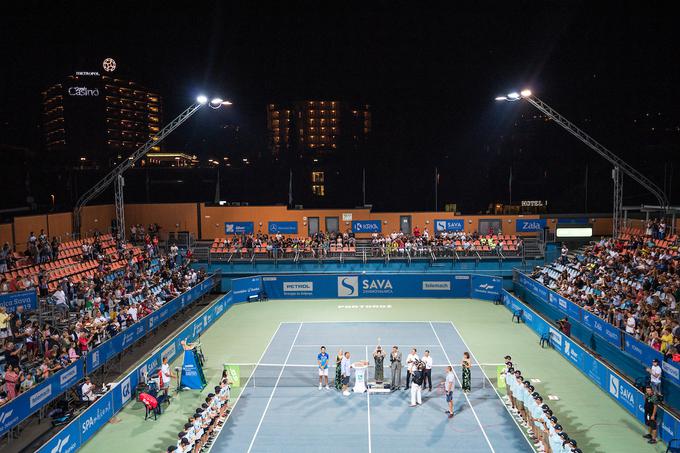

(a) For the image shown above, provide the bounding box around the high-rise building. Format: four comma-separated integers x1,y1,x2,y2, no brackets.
42,60,162,167
266,100,371,157
266,100,371,205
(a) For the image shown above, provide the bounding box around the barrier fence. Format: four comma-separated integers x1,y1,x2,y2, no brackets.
0,275,218,438
502,290,680,444
514,271,680,411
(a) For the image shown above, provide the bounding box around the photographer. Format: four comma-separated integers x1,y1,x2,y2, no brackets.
409,360,425,407
557,317,571,337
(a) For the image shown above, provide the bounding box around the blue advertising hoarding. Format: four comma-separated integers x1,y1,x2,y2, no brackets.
515,219,546,232
582,311,621,346
224,222,254,235
557,217,589,225
0,358,84,436
470,275,502,301
351,220,382,233
268,221,298,234
434,219,465,232
0,289,37,312
231,276,263,303
261,273,471,300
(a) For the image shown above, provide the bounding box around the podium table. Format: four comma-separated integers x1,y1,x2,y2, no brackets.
353,362,368,393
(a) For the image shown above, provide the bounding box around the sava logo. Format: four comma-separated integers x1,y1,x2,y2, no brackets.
60,365,78,386
30,385,53,408
609,375,620,397
0,409,16,425
283,282,313,292
423,281,451,291
50,434,77,453
362,279,393,292
435,220,447,231
338,276,358,297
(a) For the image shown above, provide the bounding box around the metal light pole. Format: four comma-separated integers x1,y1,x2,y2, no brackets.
495,89,668,237
74,96,232,240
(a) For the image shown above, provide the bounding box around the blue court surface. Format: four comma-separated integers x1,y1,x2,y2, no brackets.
209,322,534,453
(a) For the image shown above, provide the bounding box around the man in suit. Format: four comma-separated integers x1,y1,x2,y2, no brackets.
390,346,402,390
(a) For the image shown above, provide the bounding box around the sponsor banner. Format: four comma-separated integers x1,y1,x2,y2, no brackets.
470,275,502,301
0,289,37,312
351,220,382,233
224,222,254,235
231,276,262,303
515,219,546,232
268,221,298,234
79,392,114,445
518,273,582,321
262,273,471,299
582,311,621,346
36,416,81,453
434,219,465,232
0,359,84,436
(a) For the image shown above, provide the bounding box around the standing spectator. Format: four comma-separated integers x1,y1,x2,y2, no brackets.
3,365,19,400
560,244,569,264
341,351,352,396
649,359,662,395
445,365,455,418
409,361,424,407
421,350,433,391
461,352,472,394
406,348,419,390
0,243,9,273
390,346,402,391
558,317,572,337
643,386,659,444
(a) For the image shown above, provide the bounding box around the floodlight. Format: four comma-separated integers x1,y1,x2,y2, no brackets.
196,95,208,105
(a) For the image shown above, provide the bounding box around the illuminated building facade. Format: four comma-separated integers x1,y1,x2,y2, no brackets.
42,65,162,167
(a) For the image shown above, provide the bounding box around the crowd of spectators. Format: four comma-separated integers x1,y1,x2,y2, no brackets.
532,226,680,363
0,230,204,407
165,371,231,453
213,230,358,258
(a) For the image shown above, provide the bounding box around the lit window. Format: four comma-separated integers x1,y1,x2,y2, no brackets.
312,171,325,183
312,184,325,196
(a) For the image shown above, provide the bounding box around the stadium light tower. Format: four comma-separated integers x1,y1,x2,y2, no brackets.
495,89,668,237
74,94,232,241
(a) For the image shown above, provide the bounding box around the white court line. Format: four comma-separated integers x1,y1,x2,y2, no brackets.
292,344,443,348
365,345,372,453
247,322,303,453
429,321,495,453
204,322,283,453
448,322,536,452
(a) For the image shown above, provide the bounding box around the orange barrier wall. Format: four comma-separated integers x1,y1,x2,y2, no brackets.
0,224,13,247
47,212,73,241
80,205,115,239
125,203,199,240
13,215,48,251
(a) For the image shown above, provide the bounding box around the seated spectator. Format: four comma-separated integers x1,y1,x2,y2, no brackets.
81,376,96,402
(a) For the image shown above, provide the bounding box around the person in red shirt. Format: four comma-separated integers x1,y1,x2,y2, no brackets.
413,226,420,237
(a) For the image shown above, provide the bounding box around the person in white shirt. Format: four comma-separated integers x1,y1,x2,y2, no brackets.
406,348,419,390
422,350,433,391
649,359,662,395
160,356,175,393
444,365,455,418
81,377,96,402
127,304,138,322
625,313,636,334
341,351,352,396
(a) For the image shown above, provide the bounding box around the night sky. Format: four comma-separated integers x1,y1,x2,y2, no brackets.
1,2,678,212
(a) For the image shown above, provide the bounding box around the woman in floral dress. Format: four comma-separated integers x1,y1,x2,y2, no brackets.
461,351,472,393
335,349,344,390
373,346,386,384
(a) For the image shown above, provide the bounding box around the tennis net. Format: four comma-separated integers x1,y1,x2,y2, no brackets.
222,362,504,390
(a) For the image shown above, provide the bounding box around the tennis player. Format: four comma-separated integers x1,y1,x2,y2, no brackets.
317,346,330,390
444,365,455,418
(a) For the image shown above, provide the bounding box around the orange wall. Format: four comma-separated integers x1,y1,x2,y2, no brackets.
0,224,13,248
125,203,199,240
80,205,115,238
14,215,48,250
47,212,73,241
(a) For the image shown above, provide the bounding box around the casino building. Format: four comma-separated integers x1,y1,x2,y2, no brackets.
42,58,163,168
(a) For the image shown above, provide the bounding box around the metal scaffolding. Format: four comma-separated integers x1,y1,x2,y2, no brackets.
522,94,669,237
73,102,205,239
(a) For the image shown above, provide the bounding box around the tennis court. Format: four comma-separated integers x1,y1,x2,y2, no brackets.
210,321,533,453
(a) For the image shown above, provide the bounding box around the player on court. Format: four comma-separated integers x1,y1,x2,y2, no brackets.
317,346,330,390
